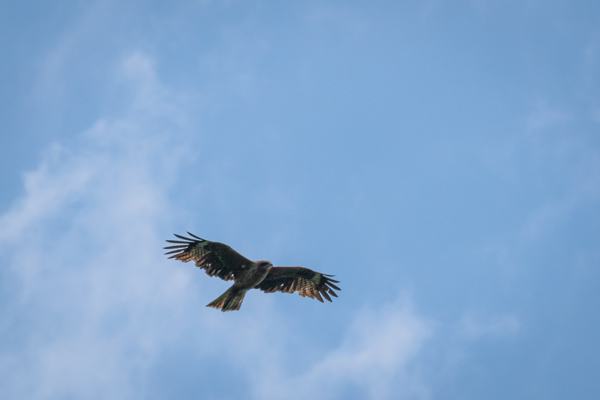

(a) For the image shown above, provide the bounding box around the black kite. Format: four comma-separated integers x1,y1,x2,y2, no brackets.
164,232,341,312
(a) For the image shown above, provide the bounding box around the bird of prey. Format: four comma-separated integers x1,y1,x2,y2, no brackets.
164,232,341,312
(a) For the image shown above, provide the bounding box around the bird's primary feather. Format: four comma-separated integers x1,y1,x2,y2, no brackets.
257,267,340,303
165,232,252,281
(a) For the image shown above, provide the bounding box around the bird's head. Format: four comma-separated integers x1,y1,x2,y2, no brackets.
257,260,273,269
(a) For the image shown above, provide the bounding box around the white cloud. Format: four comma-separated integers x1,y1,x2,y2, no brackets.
252,299,434,400
0,52,195,400
525,99,572,133
481,96,600,244
518,99,600,242
518,198,576,242
0,51,436,400
458,312,520,340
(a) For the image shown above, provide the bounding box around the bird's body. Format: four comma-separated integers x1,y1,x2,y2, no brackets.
234,260,273,288
164,232,340,311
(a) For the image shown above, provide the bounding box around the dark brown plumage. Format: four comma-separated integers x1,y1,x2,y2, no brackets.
164,232,341,312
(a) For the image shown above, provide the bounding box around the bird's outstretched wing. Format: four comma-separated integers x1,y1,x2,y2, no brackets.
257,267,341,302
164,232,252,281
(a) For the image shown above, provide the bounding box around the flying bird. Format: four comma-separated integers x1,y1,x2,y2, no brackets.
164,232,341,312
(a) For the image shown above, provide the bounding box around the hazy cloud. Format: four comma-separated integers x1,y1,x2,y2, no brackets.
458,312,520,340
0,53,194,399
252,300,433,400
0,52,434,400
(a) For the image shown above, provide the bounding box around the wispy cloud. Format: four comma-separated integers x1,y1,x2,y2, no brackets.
0,52,195,399
457,311,520,340
481,95,600,245
525,99,572,133
252,300,433,400
0,51,435,400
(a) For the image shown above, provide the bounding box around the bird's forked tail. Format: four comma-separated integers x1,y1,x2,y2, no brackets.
207,286,247,312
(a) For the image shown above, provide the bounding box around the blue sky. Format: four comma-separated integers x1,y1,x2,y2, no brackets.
1,1,599,399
